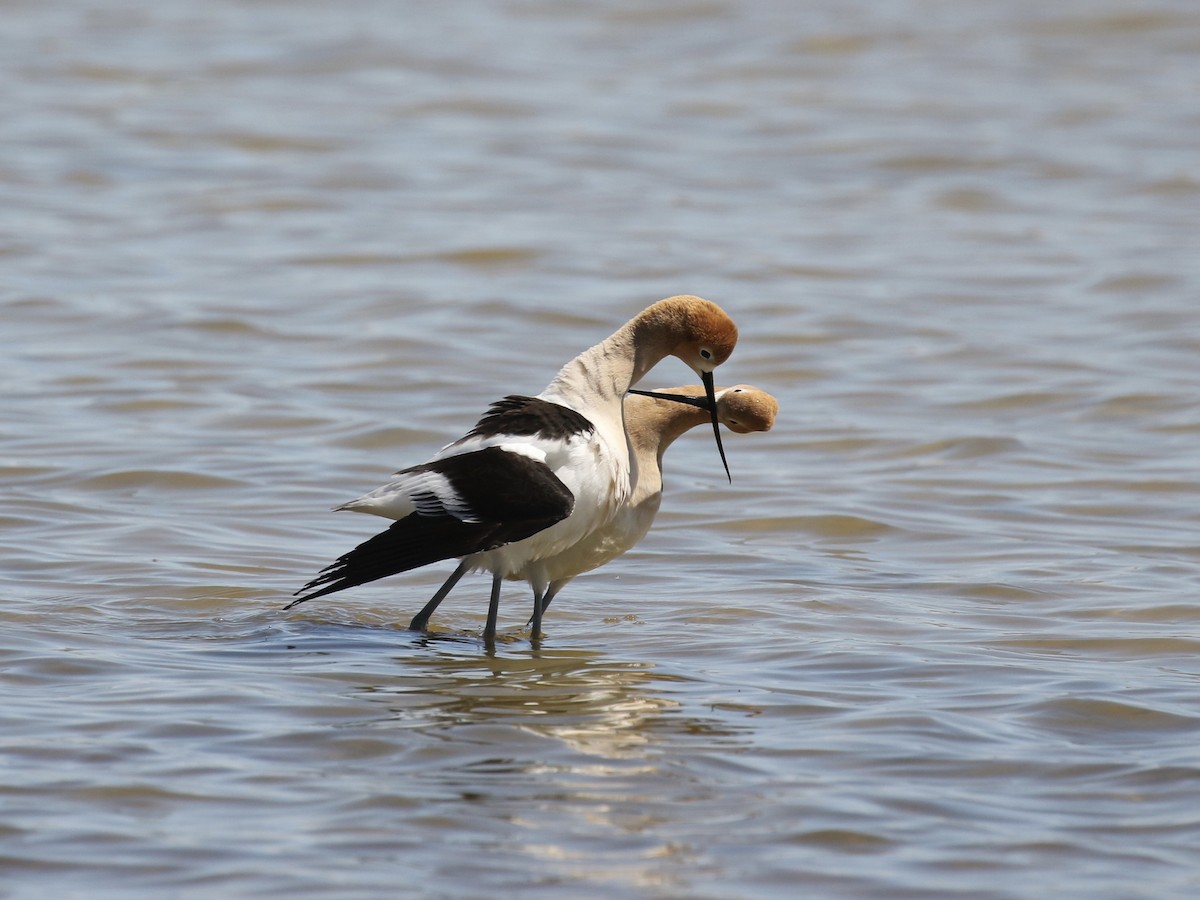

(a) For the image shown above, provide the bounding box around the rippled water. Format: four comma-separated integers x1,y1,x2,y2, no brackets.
4,1,1200,897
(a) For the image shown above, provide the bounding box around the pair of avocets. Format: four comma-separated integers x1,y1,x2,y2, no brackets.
288,295,778,642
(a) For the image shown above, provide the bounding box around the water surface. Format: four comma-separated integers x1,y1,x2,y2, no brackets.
3,1,1199,897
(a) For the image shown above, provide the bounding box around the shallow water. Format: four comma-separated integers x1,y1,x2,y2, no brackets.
4,1,1200,897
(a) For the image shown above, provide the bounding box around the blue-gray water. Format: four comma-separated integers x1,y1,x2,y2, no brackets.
3,1,1199,897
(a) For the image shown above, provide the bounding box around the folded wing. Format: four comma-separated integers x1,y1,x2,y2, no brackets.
287,445,574,607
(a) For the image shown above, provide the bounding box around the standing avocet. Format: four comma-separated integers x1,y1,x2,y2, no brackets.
288,295,738,642
413,382,778,634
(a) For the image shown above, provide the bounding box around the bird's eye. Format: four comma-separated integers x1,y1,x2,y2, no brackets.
699,348,713,360
728,419,740,427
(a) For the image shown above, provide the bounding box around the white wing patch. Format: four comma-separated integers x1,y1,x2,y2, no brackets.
338,468,480,523
407,469,481,522
496,441,548,464
339,432,607,535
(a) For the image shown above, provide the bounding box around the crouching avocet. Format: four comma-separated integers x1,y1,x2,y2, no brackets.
524,383,778,625
288,295,738,642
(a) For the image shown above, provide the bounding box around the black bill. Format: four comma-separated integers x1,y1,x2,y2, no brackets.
627,373,732,483
627,388,709,409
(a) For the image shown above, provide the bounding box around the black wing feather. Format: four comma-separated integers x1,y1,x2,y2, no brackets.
457,395,594,443
288,446,574,607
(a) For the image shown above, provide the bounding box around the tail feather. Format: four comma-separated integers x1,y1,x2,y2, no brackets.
286,512,563,609
289,442,577,609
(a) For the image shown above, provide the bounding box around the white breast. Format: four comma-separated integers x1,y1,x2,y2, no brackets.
475,425,632,578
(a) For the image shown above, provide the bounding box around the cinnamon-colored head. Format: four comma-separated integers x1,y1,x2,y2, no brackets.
644,294,739,373
717,385,778,434
633,383,778,435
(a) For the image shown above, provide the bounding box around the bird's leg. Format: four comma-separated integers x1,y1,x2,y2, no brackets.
408,559,469,632
529,584,546,638
483,572,502,644
525,580,564,627
540,581,564,615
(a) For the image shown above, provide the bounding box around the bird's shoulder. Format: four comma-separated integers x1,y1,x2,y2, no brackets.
460,395,595,443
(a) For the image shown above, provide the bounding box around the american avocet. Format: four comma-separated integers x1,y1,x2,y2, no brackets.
287,295,738,642
526,383,778,626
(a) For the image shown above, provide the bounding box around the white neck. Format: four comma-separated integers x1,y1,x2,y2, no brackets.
537,313,666,411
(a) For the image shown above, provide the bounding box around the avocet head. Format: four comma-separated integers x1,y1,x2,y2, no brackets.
717,385,778,434
632,295,740,481
653,294,739,375
630,383,779,435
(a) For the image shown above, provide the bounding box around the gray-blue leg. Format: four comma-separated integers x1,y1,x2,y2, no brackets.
408,559,470,632
483,572,502,643
529,585,546,637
